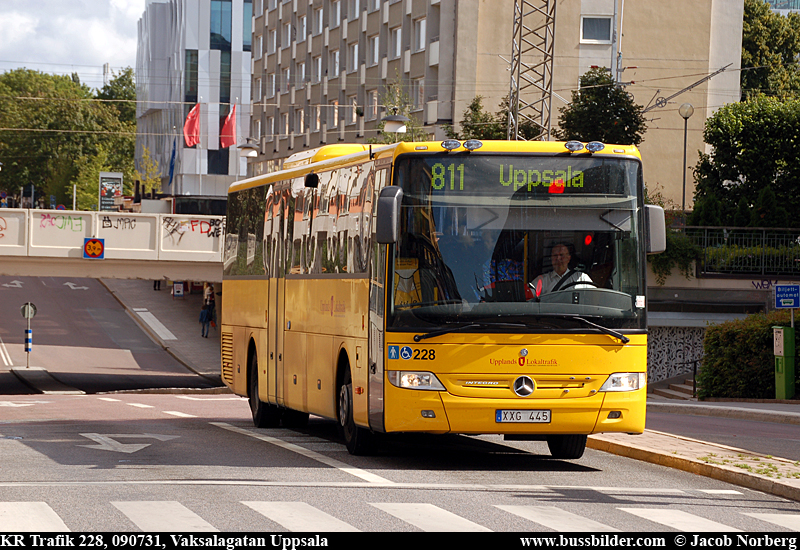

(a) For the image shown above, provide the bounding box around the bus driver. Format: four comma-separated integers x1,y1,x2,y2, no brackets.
529,243,593,299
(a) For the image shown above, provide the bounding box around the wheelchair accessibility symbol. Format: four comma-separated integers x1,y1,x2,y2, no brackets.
400,346,413,360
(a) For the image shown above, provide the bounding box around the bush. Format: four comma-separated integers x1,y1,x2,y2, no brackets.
648,230,703,285
699,310,800,399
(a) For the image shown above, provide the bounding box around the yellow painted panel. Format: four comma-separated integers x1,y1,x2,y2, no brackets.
222,279,269,329
284,278,369,338
306,334,335,418
283,331,307,412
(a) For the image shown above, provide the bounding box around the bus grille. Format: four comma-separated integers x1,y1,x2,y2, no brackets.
221,332,234,386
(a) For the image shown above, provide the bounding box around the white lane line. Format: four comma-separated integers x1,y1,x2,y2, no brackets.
699,490,742,495
0,502,70,532
176,396,245,401
127,403,154,409
243,501,359,532
112,501,217,532
495,505,619,532
743,513,800,530
0,338,12,367
97,397,121,402
212,422,393,485
619,508,741,532
371,503,492,532
134,310,176,340
163,411,196,418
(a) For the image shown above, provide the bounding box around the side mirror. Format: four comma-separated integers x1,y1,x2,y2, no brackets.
645,204,666,254
375,186,404,244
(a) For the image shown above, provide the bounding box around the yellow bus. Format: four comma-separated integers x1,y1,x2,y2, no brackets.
221,139,666,459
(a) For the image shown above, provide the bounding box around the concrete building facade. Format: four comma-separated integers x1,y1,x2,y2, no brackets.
136,0,253,198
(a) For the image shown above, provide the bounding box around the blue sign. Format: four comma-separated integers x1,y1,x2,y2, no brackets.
775,284,800,309
400,346,413,360
388,346,399,360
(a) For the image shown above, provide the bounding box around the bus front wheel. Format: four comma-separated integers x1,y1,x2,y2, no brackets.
546,434,587,459
338,368,373,455
249,353,280,428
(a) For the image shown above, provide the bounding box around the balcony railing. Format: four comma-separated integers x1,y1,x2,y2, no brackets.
681,226,800,277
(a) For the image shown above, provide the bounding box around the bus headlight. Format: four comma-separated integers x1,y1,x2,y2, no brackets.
599,373,646,392
388,371,446,391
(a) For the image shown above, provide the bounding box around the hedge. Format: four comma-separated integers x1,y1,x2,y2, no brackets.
698,310,800,399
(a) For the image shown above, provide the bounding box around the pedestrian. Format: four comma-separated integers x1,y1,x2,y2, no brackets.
199,304,211,338
153,279,161,291
204,283,216,318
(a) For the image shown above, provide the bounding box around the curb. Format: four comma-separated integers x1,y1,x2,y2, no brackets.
10,367,84,395
98,279,223,387
588,432,800,503
647,402,800,425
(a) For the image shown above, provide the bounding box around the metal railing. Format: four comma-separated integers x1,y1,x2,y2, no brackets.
682,226,800,277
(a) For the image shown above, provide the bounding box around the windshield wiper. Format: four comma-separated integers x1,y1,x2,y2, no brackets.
413,322,528,342
569,315,630,344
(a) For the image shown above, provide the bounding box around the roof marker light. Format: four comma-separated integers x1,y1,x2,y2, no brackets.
463,139,483,151
586,141,606,153
441,139,461,151
565,141,584,152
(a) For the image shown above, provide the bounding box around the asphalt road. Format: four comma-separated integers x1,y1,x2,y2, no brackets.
1,393,799,533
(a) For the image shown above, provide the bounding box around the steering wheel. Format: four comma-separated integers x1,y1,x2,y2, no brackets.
559,280,599,290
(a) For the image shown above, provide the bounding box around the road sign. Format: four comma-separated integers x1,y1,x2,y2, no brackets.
775,284,800,309
83,237,105,259
20,302,37,319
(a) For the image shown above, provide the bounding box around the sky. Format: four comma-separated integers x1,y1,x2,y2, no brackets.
0,0,146,90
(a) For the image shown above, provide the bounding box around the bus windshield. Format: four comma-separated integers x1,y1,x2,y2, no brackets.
388,153,646,332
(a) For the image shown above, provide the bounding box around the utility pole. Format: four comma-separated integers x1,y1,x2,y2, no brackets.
507,0,557,141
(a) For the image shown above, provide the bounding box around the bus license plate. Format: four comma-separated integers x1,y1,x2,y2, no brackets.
496,410,551,423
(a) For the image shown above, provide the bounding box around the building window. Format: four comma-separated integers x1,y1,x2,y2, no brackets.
411,78,424,110
255,34,263,58
331,0,341,28
254,119,262,140
295,109,305,134
281,112,289,138
330,99,339,128
208,148,230,175
267,73,275,97
347,42,359,73
298,15,307,42
312,106,321,132
268,29,276,53
313,8,324,35
243,0,252,52
367,90,378,120
297,62,306,87
268,0,277,10
368,0,380,12
184,50,198,107
581,16,612,44
210,0,232,51
413,18,426,52
368,35,379,66
312,56,322,83
282,22,292,48
390,26,402,59
255,77,262,101
329,49,340,77
347,95,358,125
349,0,361,16
283,67,291,92
267,116,275,141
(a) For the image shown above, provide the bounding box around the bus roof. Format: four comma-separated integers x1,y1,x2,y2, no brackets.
228,140,641,194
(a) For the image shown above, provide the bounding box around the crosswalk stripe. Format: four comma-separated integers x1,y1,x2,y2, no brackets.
618,508,741,532
0,502,70,532
743,513,800,530
495,505,619,532
242,501,359,532
370,503,492,532
112,501,217,532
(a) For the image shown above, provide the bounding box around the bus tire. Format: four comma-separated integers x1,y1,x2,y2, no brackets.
249,352,280,428
546,434,587,459
338,367,373,455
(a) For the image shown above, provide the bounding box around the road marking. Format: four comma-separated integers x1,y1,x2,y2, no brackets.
0,338,12,366
1,280,23,288
163,411,196,418
699,490,742,495
176,396,245,401
371,503,492,532
133,310,176,340
97,397,121,402
78,433,179,454
243,501,359,532
0,402,36,407
127,403,154,409
112,501,217,532
743,513,800,530
63,282,89,290
0,502,70,531
495,505,619,532
619,508,741,532
212,422,393,485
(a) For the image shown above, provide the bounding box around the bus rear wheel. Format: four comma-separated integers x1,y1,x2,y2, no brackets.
546,434,587,459
249,352,280,428
338,368,373,455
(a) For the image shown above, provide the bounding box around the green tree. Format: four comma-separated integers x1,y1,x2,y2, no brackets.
369,71,426,143
70,144,112,210
555,67,647,146
96,68,136,125
0,69,133,206
751,186,789,227
444,96,505,140
692,94,800,227
741,0,800,98
136,146,162,195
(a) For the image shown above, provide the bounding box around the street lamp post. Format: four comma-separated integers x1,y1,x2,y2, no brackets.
679,103,694,216
381,110,409,143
